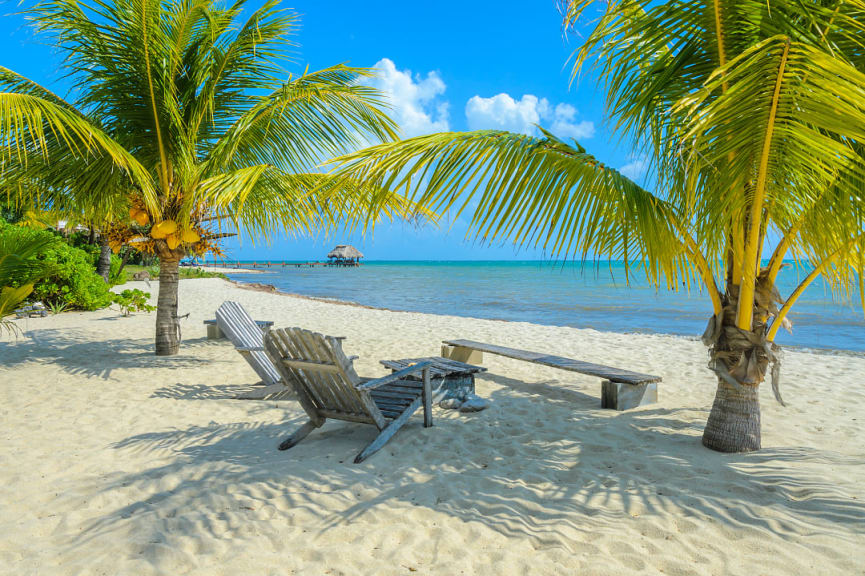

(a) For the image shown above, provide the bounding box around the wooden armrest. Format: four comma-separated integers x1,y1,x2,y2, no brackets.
356,361,433,391
237,346,264,352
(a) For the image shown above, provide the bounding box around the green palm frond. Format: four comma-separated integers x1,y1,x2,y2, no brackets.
332,129,700,288
0,92,157,209
205,65,399,176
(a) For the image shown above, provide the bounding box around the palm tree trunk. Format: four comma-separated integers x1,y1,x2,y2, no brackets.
701,273,777,453
155,255,181,356
702,378,761,452
96,238,112,282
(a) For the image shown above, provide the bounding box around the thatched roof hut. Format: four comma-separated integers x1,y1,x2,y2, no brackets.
327,245,363,260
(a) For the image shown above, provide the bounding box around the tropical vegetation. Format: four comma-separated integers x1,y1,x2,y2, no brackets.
0,226,56,334
112,288,156,316
331,0,865,452
0,220,112,310
1,0,414,355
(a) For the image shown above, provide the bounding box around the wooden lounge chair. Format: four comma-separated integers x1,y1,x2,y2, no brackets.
216,301,287,399
264,327,434,463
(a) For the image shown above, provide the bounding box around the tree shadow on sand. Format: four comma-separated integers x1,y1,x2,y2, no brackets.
69,373,865,569
0,329,217,379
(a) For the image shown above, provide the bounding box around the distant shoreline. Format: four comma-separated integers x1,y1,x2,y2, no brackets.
221,276,863,358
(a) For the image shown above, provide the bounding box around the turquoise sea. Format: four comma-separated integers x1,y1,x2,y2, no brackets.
217,261,865,352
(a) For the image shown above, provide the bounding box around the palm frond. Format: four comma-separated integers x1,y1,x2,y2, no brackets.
331,129,700,289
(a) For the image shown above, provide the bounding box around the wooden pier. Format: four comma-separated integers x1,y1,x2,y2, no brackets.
204,260,361,269
204,245,364,270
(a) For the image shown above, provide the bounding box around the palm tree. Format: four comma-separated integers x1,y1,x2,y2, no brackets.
330,0,865,452
0,0,411,355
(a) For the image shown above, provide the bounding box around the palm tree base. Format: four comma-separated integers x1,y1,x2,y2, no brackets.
702,379,761,453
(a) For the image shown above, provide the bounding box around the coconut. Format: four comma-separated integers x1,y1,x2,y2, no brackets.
129,207,139,220
134,211,149,226
165,233,181,250
159,220,178,235
150,222,167,239
180,229,200,244
151,219,177,239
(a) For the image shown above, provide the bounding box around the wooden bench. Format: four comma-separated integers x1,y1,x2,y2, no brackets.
203,318,273,340
441,339,661,411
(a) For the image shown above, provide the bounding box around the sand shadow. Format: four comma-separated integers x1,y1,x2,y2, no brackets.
479,372,599,408
69,385,865,570
0,329,218,379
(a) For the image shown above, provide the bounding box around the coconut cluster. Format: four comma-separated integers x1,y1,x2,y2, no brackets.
107,207,204,254
149,219,201,250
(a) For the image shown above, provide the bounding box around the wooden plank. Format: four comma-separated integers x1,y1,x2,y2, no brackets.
318,334,367,415
318,409,377,424
296,329,352,415
422,367,433,428
205,319,272,328
379,381,423,392
372,399,412,412
356,361,434,391
354,396,424,463
443,339,661,385
281,359,341,373
601,380,658,410
295,328,384,428
264,331,324,426
370,389,419,401
379,356,486,377
283,330,330,409
307,329,362,415
216,301,282,386
278,420,319,450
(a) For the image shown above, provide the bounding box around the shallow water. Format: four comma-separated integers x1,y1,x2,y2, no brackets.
221,260,864,352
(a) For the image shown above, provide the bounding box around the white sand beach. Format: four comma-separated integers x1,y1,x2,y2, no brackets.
1,278,863,575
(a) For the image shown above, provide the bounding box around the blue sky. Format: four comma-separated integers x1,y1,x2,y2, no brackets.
0,0,642,261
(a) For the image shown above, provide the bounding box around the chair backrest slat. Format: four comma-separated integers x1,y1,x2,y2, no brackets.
264,327,386,428
295,328,361,415
216,302,282,386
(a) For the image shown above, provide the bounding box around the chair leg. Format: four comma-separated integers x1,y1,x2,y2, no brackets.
354,397,422,463
278,419,318,451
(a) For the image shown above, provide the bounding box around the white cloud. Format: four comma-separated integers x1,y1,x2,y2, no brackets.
465,93,594,140
366,58,449,138
465,93,548,133
619,156,648,180
549,103,595,140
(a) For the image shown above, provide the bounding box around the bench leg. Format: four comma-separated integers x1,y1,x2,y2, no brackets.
278,419,319,450
601,380,658,411
441,345,483,364
206,324,224,340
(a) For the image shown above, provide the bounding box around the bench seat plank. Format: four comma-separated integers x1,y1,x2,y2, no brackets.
443,339,660,385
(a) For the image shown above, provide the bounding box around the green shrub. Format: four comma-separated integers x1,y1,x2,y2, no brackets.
145,264,226,280
0,220,112,310
112,288,155,316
